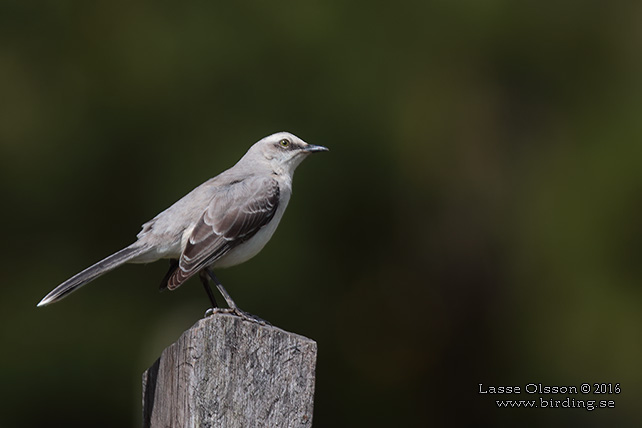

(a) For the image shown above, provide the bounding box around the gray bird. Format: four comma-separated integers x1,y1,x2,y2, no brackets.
37,132,328,320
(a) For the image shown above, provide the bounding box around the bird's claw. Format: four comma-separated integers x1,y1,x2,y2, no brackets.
204,307,235,317
233,308,271,326
205,306,270,326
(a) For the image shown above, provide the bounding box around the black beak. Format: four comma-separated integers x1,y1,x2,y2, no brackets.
303,144,329,153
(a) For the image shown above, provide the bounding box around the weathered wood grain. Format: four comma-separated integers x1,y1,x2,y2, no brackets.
142,313,317,428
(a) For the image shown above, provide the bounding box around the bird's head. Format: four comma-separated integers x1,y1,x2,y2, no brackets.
244,131,329,176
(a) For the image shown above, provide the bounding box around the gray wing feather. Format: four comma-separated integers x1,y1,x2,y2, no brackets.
166,176,280,289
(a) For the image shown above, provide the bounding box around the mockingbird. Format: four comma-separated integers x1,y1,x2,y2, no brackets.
37,132,328,320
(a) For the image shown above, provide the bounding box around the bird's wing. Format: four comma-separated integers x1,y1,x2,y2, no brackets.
165,176,280,290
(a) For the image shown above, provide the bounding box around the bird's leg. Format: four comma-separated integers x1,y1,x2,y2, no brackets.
205,268,238,310
198,270,219,309
204,268,270,325
200,271,237,317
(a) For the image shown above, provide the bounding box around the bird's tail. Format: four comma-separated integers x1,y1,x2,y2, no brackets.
37,245,148,307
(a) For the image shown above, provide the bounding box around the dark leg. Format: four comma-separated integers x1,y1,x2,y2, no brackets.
198,270,218,308
203,268,270,325
205,268,238,310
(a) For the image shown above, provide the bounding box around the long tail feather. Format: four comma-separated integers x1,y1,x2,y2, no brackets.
37,245,147,307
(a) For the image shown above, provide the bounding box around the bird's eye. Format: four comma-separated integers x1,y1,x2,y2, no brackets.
279,138,290,148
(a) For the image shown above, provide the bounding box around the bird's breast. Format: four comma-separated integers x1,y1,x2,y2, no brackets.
213,189,290,268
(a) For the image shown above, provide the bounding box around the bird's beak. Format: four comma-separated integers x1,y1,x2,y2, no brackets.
303,144,329,153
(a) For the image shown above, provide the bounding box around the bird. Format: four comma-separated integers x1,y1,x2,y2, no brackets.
37,131,328,320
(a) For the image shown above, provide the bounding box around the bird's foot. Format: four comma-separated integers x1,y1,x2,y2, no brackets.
232,307,271,326
204,307,235,317
204,307,270,325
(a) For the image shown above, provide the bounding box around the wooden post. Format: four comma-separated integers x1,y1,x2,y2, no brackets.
142,313,317,428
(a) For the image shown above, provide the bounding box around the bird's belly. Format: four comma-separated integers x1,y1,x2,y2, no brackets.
213,212,282,268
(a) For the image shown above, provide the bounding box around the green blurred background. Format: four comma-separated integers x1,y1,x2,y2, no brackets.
1,1,641,427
